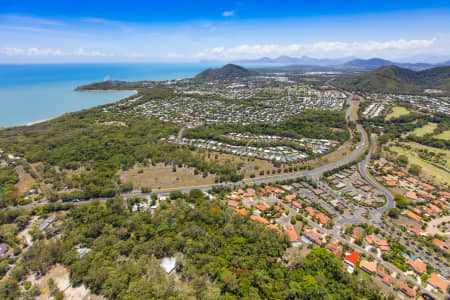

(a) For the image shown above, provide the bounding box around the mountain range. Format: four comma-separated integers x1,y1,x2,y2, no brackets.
231,56,450,70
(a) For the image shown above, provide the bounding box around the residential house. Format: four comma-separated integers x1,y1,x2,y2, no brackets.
377,266,396,287
428,273,449,293
303,229,325,246
326,240,342,257
404,210,423,222
433,238,449,250
305,207,316,217
399,282,417,298
250,215,269,225
284,226,299,243
344,251,359,268
228,200,239,208
407,258,427,275
315,212,329,225
359,260,377,274
365,234,390,251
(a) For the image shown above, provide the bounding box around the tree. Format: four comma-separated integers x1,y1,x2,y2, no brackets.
394,194,409,209
388,208,400,219
397,154,409,167
408,164,421,176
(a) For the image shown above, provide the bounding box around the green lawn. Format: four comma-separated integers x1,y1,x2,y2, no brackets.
386,106,410,120
404,122,437,138
435,130,450,141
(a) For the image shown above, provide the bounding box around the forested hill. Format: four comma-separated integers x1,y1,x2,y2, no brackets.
334,65,450,94
194,64,258,81
75,80,145,91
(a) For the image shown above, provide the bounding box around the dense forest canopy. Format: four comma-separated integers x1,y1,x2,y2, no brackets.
3,192,383,299
334,65,450,94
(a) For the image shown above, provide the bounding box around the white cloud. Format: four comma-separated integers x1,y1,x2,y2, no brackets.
2,47,63,56
73,48,108,57
198,38,437,59
222,10,235,17
1,47,110,57
0,14,65,26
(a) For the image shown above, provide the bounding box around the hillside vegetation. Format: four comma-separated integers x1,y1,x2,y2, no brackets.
334,65,450,94
194,64,258,81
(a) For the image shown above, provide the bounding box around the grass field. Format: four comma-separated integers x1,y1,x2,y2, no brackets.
404,122,437,137
389,143,450,185
385,106,410,120
436,130,450,141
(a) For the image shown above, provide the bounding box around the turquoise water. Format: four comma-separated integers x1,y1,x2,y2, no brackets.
0,63,216,127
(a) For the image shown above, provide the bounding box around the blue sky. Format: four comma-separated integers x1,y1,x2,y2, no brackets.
1,0,449,63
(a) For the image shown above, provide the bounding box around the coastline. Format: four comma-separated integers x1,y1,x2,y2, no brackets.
1,89,138,129
76,89,138,94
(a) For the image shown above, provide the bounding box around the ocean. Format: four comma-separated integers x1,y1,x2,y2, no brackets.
0,63,217,127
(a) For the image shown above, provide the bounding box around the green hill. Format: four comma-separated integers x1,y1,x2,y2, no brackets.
194,64,257,80
334,65,450,94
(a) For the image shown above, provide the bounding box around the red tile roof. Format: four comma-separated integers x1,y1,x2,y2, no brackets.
421,182,435,190
250,215,269,225
407,177,419,185
407,258,427,274
284,225,298,242
405,191,418,201
292,201,302,209
344,251,359,267
433,238,449,250
405,210,423,222
255,204,269,211
399,282,416,298
228,200,239,208
285,194,296,202
274,205,284,214
315,212,329,225
305,207,316,217
326,240,342,257
235,208,247,216
359,260,377,274
428,273,449,293
267,224,281,233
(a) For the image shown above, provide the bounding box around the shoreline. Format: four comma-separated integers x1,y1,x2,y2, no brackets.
1,89,138,129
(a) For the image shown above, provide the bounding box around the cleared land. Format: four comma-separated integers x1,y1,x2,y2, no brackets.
385,106,410,120
389,143,450,185
405,122,437,137
119,163,215,191
435,130,450,141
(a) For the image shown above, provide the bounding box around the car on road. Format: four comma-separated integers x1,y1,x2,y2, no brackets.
72,199,80,203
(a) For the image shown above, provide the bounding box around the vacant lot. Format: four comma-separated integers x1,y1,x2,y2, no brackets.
34,264,104,300
436,130,450,141
385,106,410,120
404,122,437,137
15,165,36,194
119,163,215,191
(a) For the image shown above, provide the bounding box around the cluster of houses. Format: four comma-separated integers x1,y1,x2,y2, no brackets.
104,75,347,127
365,94,450,115
361,103,385,118
327,166,386,206
371,160,448,224
226,133,338,154
172,137,311,162
226,183,334,249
